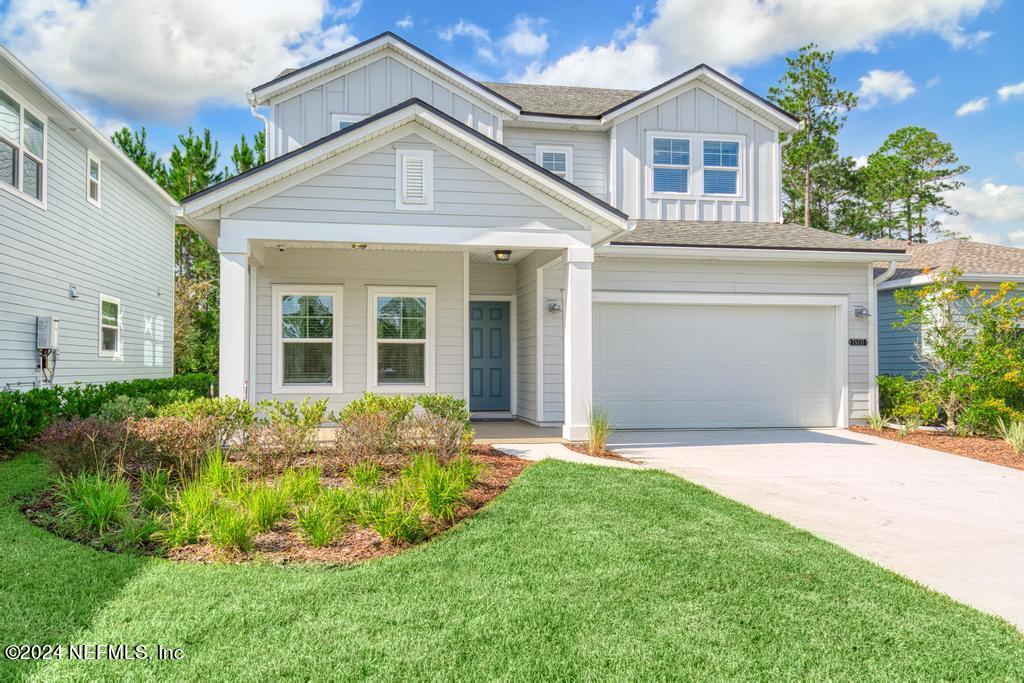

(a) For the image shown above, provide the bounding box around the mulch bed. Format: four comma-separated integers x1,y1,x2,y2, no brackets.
23,445,530,566
562,442,639,464
851,425,1024,472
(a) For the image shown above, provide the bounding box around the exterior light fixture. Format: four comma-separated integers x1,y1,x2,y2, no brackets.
352,243,368,250
853,306,871,319
494,249,512,262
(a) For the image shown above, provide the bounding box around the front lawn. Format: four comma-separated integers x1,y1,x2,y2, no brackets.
2,453,1022,680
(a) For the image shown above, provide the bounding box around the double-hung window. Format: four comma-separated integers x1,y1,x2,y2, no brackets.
703,140,740,195
535,145,573,182
98,294,121,357
368,286,434,392
272,286,343,393
330,113,361,131
0,84,45,204
650,135,690,194
87,152,101,207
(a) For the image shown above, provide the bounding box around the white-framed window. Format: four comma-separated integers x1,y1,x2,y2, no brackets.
272,285,343,394
98,294,121,358
0,80,46,207
394,148,434,211
647,133,690,196
330,113,362,131
367,286,435,392
702,139,741,196
86,152,102,207
535,144,573,182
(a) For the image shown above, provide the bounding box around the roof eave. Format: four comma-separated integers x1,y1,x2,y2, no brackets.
601,243,911,263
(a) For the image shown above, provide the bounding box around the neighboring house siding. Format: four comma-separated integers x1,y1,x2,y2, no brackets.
251,249,464,410
877,288,922,377
501,127,610,201
234,134,587,237
271,55,502,158
469,262,516,297
537,256,871,423
0,123,174,388
611,84,778,222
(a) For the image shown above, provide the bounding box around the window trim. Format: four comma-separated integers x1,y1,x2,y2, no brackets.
366,285,436,393
86,151,102,208
394,148,434,211
0,76,47,209
329,113,362,131
98,294,121,358
645,131,746,200
271,284,344,394
535,144,573,182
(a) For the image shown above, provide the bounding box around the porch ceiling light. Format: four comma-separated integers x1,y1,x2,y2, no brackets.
352,243,368,250
494,249,512,262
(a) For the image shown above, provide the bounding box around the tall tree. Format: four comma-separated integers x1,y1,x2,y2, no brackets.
111,126,168,187
229,131,266,176
166,128,223,281
768,44,858,228
863,126,968,242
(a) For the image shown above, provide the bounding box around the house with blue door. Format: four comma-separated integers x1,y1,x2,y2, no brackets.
876,238,1024,377
179,32,909,437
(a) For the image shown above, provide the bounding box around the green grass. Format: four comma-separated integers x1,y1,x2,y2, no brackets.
1,453,1022,680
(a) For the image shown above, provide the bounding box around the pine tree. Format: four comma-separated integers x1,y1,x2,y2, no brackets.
111,126,168,188
229,131,266,176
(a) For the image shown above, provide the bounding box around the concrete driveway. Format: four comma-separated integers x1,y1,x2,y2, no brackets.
610,428,1024,630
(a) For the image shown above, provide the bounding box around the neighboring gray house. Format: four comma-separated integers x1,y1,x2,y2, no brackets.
180,32,908,437
0,46,179,389
877,238,1024,377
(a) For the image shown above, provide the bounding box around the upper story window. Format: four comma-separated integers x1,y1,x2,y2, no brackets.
395,148,434,211
0,84,46,205
535,145,573,182
703,140,740,195
330,113,362,131
650,135,690,194
87,152,102,207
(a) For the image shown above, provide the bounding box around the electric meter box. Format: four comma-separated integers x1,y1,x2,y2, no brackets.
37,316,60,351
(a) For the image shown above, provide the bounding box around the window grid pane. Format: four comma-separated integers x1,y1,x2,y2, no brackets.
653,138,689,166
0,139,15,188
704,169,738,195
376,296,426,340
101,301,118,326
283,342,333,385
377,342,425,384
101,327,117,352
280,295,333,339
541,152,567,175
0,90,18,143
704,140,739,168
22,156,40,199
23,112,43,157
653,167,688,193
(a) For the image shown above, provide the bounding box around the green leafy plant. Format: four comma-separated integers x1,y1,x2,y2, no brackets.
281,466,324,505
996,418,1024,455
335,393,415,458
253,398,328,467
348,461,383,488
244,481,290,532
866,412,886,431
159,396,256,445
53,471,131,534
417,394,472,430
587,405,613,455
163,479,215,547
139,467,173,512
446,453,484,489
208,503,254,553
200,448,245,497
400,453,471,523
130,416,220,479
296,497,340,547
397,413,467,463
114,513,163,550
96,395,152,423
322,487,359,523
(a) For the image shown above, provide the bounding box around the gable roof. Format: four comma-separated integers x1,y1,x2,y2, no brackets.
873,238,1024,281
182,97,628,234
482,82,642,118
249,32,520,115
611,220,906,254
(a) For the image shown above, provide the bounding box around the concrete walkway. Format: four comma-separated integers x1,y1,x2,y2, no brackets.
606,428,1024,630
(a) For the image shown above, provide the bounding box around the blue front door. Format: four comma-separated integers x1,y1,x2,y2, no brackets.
469,301,510,411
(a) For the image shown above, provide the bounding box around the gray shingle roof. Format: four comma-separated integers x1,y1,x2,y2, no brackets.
873,238,1024,280
611,221,905,253
481,82,642,117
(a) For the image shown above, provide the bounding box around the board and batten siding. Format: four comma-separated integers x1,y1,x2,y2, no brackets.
252,249,464,411
271,54,502,158
0,122,174,388
536,256,872,424
501,127,610,201
612,84,779,222
233,134,588,238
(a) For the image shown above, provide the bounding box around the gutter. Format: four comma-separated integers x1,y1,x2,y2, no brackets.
868,259,899,417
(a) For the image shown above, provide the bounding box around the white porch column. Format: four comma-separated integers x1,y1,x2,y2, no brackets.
562,246,594,441
218,237,249,400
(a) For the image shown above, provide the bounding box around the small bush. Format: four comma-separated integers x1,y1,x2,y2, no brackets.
281,466,324,505
0,386,61,453
956,398,1024,437
244,482,290,532
139,467,173,512
996,418,1024,455
159,397,256,445
96,395,151,423
35,417,135,475
333,412,397,466
417,394,471,430
397,413,467,463
337,393,414,455
348,461,383,488
296,497,340,547
53,471,131,534
253,398,328,468
130,416,220,478
340,393,415,426
587,405,613,454
208,503,254,552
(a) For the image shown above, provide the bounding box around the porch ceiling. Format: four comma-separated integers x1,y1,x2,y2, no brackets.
259,240,538,264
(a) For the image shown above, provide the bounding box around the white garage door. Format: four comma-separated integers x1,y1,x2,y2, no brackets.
594,302,838,429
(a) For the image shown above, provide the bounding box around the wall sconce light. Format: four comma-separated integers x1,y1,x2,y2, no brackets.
68,285,78,299
494,249,511,262
853,306,871,318
546,298,562,313
277,244,286,252
352,243,368,250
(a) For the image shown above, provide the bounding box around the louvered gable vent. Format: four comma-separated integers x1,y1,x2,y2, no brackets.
395,148,434,211
403,156,426,203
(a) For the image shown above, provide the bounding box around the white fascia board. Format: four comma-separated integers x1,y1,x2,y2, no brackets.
959,273,1024,283
0,46,178,211
877,272,1024,291
508,114,608,130
600,67,799,132
599,244,912,263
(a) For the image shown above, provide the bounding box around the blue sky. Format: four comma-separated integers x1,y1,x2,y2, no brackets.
1,0,1022,243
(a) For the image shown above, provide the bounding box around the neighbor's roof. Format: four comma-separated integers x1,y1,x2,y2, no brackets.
481,82,642,117
611,221,906,254
873,238,1024,280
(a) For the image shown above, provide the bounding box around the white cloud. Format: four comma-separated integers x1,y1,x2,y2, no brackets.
332,0,362,20
501,16,548,57
0,0,360,121
940,180,1024,244
438,19,491,43
955,96,989,116
396,14,413,30
857,70,916,108
997,80,1024,101
76,107,131,139
510,0,996,88
926,75,942,87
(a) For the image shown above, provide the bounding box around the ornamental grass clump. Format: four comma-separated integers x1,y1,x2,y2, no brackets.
163,479,215,547
244,481,291,533
587,405,613,455
296,497,341,547
348,461,383,488
401,453,475,523
281,466,324,506
139,466,173,512
208,503,255,553
53,471,131,534
996,418,1024,455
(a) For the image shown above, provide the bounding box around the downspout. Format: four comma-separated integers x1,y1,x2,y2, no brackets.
868,260,899,416
247,91,272,160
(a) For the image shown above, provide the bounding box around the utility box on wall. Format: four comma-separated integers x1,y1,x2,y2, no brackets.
36,316,60,351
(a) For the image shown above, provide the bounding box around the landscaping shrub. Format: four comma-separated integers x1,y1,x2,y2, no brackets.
877,375,917,418
296,497,341,547
417,394,471,429
244,482,290,532
130,416,220,479
956,398,1024,437
256,398,328,467
53,471,131,534
281,466,324,505
348,461,383,488
35,417,136,476
396,413,466,462
332,412,396,465
996,418,1024,455
400,453,473,523
336,393,415,455
587,405,613,454
339,392,416,426
0,387,61,453
159,397,256,445
139,467,173,512
96,395,151,423
208,503,255,552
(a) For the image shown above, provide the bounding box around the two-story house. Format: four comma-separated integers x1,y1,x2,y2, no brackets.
180,32,908,438
1,46,178,390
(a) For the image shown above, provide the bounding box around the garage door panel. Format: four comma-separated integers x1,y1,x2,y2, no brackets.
594,302,837,429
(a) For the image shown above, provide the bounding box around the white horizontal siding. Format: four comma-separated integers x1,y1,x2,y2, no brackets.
501,128,610,201
0,121,174,388
469,262,517,296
